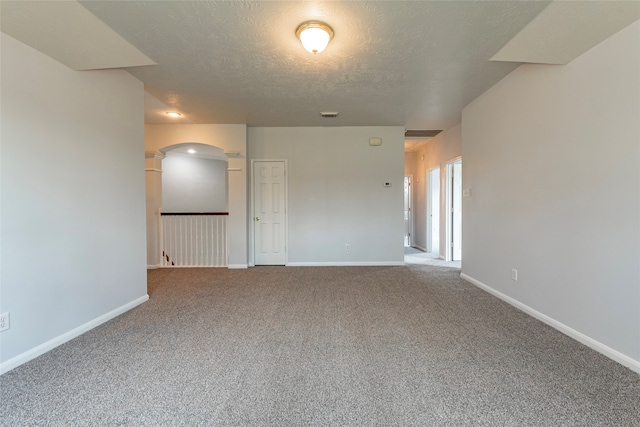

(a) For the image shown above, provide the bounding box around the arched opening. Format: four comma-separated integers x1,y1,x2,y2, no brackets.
158,142,229,267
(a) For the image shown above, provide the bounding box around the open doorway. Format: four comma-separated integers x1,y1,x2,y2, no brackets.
427,167,440,255
404,175,413,247
159,143,229,267
445,158,462,262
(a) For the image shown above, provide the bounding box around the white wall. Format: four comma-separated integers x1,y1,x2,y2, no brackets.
406,125,462,254
145,124,248,268
162,155,228,213
248,127,405,265
461,21,640,371
0,34,148,372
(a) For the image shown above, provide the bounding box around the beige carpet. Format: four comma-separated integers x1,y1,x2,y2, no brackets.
1,265,638,426
404,246,461,268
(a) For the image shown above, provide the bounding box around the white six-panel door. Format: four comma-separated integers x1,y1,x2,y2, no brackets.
253,161,287,265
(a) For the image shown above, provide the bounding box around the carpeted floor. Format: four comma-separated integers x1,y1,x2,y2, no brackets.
404,246,461,268
1,265,639,426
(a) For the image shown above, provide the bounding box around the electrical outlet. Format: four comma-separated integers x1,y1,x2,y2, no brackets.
345,244,350,251
511,269,518,282
0,312,9,332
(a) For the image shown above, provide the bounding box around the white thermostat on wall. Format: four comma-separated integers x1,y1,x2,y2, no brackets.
369,137,382,146
384,182,392,187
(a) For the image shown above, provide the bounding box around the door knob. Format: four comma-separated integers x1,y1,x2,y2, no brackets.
255,217,260,221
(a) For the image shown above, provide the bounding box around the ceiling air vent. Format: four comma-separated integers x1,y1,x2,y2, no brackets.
404,129,442,138
320,112,339,118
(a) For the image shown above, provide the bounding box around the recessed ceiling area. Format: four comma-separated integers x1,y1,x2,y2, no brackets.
3,1,638,134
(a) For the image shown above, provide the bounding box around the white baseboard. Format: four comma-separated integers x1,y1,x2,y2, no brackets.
287,261,404,267
157,264,247,269
0,295,149,375
159,265,227,268
460,273,640,375
147,264,160,270
413,245,427,252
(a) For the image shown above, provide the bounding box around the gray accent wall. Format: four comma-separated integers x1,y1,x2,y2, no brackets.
461,22,640,367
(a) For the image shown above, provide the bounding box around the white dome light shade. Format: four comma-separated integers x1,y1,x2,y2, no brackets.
299,27,330,54
296,21,334,54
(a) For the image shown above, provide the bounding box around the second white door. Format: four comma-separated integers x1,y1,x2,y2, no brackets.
253,161,287,265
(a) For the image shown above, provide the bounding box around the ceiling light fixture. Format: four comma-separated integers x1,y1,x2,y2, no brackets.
296,21,334,54
187,149,196,154
166,112,181,118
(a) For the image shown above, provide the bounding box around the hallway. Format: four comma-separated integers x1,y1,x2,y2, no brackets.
404,246,461,269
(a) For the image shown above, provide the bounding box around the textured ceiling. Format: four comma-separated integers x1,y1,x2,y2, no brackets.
78,0,550,129
3,1,637,131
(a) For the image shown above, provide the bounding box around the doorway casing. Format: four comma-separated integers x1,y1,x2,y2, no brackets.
404,175,413,247
445,158,462,262
426,166,440,255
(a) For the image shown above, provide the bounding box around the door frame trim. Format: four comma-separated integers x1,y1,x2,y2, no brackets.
445,157,462,262
404,174,413,248
249,159,288,267
426,165,440,254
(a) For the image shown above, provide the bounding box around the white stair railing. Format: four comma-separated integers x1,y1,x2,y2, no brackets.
160,213,228,267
